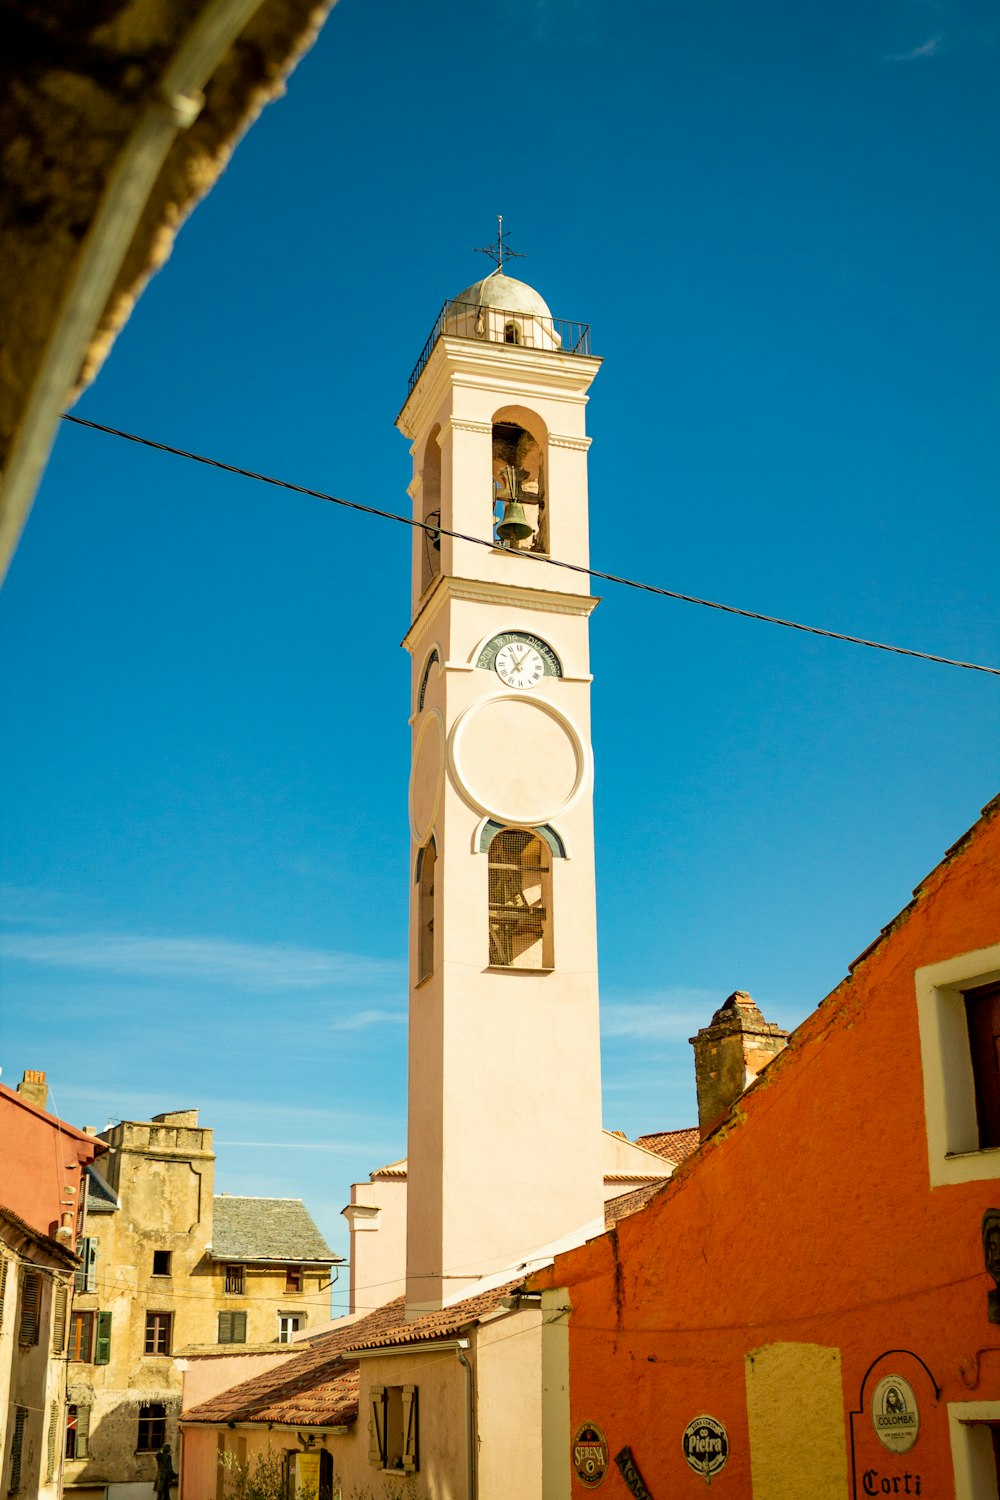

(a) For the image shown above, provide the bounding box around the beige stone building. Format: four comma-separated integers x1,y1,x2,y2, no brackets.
64,1109,338,1498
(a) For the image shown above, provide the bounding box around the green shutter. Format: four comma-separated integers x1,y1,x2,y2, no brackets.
75,1406,91,1460
233,1310,247,1343
94,1310,112,1364
219,1310,247,1344
369,1386,386,1468
218,1310,232,1342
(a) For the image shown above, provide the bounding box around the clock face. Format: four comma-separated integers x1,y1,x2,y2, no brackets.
495,640,545,689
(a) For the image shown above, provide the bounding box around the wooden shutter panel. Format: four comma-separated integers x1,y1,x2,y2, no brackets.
19,1271,40,1345
74,1237,98,1293
0,1255,7,1324
401,1386,418,1473
53,1282,68,1354
218,1310,233,1342
95,1309,112,1364
233,1310,247,1342
369,1386,386,1468
47,1400,59,1481
75,1406,91,1460
10,1407,27,1492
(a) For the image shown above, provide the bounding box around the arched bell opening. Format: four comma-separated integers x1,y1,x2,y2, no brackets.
487,828,552,970
420,425,442,594
415,836,437,983
491,405,547,555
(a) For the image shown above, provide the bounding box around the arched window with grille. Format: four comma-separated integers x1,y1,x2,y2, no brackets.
417,838,436,983
488,829,551,969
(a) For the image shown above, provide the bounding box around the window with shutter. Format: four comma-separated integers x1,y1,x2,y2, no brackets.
217,1310,247,1343
95,1310,112,1364
53,1283,68,1354
9,1406,27,1492
46,1401,58,1481
18,1271,40,1345
74,1237,97,1293
66,1405,91,1461
0,1255,7,1325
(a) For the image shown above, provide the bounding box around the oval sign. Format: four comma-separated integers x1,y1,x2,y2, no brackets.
682,1415,729,1479
872,1374,920,1454
572,1422,609,1488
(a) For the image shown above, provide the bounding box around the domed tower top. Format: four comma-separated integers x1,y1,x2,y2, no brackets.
448,269,553,320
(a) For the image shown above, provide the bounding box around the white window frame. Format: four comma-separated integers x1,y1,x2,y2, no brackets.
277,1312,303,1344
949,1400,1000,1499
916,942,1000,1186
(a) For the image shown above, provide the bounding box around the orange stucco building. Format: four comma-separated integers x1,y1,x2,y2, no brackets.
532,793,1000,1499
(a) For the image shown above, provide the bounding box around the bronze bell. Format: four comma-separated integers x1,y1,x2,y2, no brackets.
497,499,534,544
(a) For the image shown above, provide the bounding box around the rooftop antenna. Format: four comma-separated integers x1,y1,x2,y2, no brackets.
474,214,526,273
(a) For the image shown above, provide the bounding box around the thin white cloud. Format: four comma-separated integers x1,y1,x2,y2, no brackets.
601,988,718,1042
330,1008,407,1031
0,928,401,992
887,32,943,59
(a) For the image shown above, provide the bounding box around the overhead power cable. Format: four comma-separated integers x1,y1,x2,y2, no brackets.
59,412,1000,678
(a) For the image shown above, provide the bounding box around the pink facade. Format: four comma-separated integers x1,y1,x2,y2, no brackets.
0,1080,104,1248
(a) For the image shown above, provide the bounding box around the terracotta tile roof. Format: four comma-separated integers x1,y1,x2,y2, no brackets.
344,1281,522,1352
605,1183,667,1229
371,1159,407,1179
634,1127,700,1164
183,1282,522,1428
210,1197,339,1264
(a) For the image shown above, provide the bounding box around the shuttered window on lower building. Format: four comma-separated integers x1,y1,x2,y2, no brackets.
46,1401,58,1482
9,1406,27,1492
53,1283,68,1354
0,1256,8,1325
18,1271,40,1345
66,1404,90,1461
217,1310,247,1343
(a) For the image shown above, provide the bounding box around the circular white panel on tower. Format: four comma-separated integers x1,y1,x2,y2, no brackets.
409,710,444,844
449,696,586,826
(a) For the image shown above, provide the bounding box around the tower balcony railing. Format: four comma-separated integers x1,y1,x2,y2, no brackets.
407,300,593,395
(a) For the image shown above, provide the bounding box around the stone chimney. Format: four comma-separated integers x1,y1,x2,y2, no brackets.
16,1069,48,1109
690,992,788,1140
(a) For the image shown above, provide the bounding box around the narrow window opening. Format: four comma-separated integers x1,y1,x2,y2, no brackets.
492,420,546,553
70,1310,94,1361
136,1402,166,1452
966,981,1000,1147
420,426,442,594
285,1266,303,1294
225,1264,245,1294
503,321,522,344
152,1249,171,1277
417,837,436,983
488,829,552,969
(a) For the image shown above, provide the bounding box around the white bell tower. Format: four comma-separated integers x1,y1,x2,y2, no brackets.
399,255,604,1313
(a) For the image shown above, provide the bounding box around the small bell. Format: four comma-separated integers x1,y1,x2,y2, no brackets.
495,464,534,546
496,499,534,544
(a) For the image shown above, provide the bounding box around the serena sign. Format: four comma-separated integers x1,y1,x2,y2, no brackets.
572,1422,609,1488
682,1415,729,1481
871,1375,920,1454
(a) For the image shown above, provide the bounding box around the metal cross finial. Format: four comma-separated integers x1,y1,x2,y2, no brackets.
474,214,526,272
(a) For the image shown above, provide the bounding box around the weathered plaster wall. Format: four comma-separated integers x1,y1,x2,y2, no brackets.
531,799,1000,1496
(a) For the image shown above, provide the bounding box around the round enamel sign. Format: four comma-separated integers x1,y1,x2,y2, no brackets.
682,1415,729,1479
872,1375,920,1454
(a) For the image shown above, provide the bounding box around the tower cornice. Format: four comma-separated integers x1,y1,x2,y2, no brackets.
398,336,601,439
402,574,599,655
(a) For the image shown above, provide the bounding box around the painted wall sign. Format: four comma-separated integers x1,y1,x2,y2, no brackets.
682,1415,729,1481
572,1422,609,1488
613,1446,653,1499
871,1376,920,1454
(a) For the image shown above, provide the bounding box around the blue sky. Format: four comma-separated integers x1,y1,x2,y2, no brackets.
2,0,999,1302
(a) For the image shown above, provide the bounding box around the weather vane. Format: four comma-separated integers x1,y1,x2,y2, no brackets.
474,214,526,272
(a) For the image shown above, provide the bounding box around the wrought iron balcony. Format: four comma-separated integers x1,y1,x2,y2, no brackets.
407,300,593,395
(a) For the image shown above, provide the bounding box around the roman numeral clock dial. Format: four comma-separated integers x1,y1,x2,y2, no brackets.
494,641,545,689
